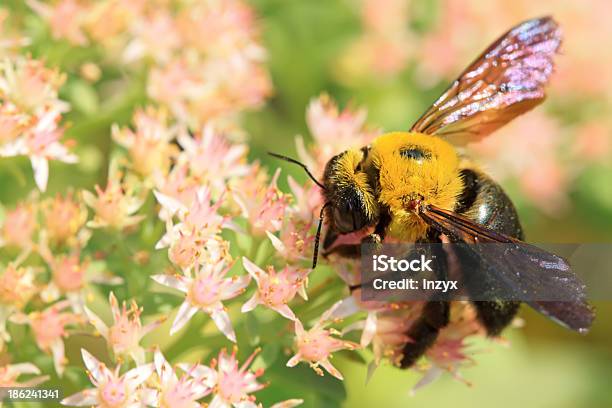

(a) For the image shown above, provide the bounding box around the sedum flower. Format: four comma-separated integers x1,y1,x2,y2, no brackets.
112,106,178,178
146,349,213,408
155,187,231,271
297,94,378,175
84,292,165,365
0,264,38,341
0,108,78,191
234,168,290,236
12,300,83,376
41,191,89,247
151,261,249,342
0,56,66,114
154,164,202,211
27,0,90,46
266,217,314,263
287,304,358,380
241,257,308,321
122,9,181,64
188,348,265,408
61,349,154,407
0,362,48,388
176,125,249,194
0,201,37,250
82,172,145,230
38,250,121,311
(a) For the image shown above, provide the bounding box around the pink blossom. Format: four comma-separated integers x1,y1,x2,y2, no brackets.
146,349,213,408
112,106,178,178
61,349,154,407
241,257,308,320
298,95,379,174
177,125,249,193
122,10,181,64
28,0,89,45
41,192,88,247
15,300,82,375
266,218,314,263
84,292,165,364
287,307,358,380
155,164,202,210
0,56,67,114
155,187,231,271
151,261,250,342
0,202,37,250
0,108,78,191
234,168,290,236
0,263,37,311
82,172,145,229
189,348,265,408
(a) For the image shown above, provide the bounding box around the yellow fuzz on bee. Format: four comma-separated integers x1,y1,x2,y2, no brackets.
369,132,464,241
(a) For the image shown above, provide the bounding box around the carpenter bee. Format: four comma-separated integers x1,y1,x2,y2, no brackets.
271,16,594,368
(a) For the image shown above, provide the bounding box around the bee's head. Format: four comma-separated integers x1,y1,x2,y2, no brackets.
371,132,463,217
268,150,377,268
322,149,378,234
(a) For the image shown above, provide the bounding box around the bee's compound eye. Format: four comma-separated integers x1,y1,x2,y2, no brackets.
400,147,431,163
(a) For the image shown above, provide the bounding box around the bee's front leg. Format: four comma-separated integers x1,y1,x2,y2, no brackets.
361,206,391,250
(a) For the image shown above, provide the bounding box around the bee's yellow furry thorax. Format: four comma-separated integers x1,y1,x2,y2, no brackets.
369,132,464,241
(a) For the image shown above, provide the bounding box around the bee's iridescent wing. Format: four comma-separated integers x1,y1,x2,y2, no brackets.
420,204,594,333
410,17,561,144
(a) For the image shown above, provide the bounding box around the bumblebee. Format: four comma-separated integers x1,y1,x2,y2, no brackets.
272,16,594,368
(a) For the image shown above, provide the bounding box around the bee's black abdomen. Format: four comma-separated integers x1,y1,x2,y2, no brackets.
400,301,450,368
456,169,523,240
472,301,520,336
456,168,524,336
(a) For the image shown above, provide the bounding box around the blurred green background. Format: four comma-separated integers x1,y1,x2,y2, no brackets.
1,0,611,407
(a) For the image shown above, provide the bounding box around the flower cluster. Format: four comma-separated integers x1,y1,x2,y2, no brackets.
29,0,272,130
0,55,76,191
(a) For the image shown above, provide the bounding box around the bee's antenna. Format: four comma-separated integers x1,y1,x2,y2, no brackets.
268,152,326,190
312,202,330,269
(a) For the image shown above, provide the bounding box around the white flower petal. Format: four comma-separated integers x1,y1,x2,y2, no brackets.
170,301,199,335
320,359,343,380
361,312,377,348
154,349,178,385
242,257,263,283
151,274,189,293
31,156,49,192
9,363,41,375
271,304,296,321
153,190,187,216
83,306,109,339
124,363,154,389
241,293,259,313
270,399,304,408
266,231,286,253
210,308,236,342
410,366,444,395
286,354,301,368
51,339,66,376
80,349,109,384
